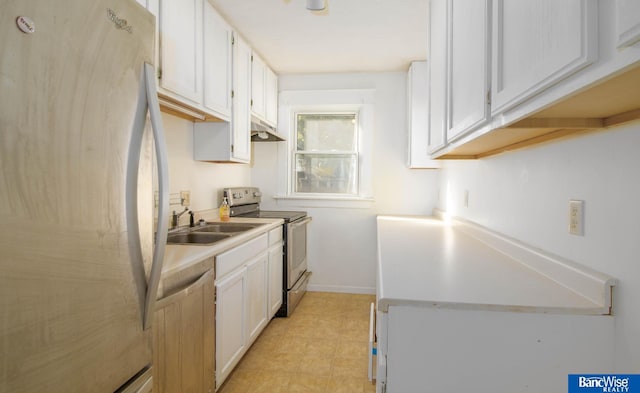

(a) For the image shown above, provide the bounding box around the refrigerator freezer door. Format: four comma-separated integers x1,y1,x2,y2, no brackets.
0,0,156,392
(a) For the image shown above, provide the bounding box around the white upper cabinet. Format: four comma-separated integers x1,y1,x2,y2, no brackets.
203,2,233,120
232,33,252,162
157,0,204,104
430,0,640,159
251,52,279,127
193,32,252,163
491,0,598,115
616,0,640,48
251,53,267,121
427,0,448,155
265,67,278,126
446,0,491,142
407,62,439,168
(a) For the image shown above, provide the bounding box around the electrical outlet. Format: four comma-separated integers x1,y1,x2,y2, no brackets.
180,190,191,207
569,200,584,236
464,190,469,208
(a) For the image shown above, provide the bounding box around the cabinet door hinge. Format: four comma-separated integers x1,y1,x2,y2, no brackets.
157,68,162,80
486,89,491,106
231,90,234,99
250,99,253,107
231,34,235,45
251,54,254,62
231,144,234,153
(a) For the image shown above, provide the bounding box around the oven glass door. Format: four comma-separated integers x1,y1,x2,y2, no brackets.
287,217,312,289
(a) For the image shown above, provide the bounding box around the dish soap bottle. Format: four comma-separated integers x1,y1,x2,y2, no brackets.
219,197,230,222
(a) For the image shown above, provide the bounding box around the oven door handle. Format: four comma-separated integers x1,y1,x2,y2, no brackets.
289,216,312,229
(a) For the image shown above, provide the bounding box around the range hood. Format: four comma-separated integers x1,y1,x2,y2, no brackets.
251,117,286,142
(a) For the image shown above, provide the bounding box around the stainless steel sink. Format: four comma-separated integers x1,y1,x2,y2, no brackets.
166,222,263,245
194,223,261,233
167,232,232,245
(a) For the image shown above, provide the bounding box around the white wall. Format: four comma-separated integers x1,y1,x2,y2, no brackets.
251,72,440,293
162,113,251,223
437,123,640,371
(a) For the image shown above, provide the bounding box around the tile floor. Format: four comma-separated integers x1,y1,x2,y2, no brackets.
218,291,377,393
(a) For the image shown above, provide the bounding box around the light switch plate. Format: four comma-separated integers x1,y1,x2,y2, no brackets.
569,200,584,236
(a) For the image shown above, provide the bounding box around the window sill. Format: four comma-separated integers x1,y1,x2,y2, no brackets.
273,195,375,209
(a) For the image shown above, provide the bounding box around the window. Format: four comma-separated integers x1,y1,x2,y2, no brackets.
274,89,374,207
294,113,359,195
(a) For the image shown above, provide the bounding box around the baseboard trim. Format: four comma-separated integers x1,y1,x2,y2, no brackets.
308,284,375,295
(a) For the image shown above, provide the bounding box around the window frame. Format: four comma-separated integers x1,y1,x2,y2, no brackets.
274,89,375,209
292,110,361,197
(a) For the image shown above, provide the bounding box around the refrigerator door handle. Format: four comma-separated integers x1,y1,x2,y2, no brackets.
142,62,170,330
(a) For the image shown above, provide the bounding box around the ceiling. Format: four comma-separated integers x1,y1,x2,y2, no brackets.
208,0,428,74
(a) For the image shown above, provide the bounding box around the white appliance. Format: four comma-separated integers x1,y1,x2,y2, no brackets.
0,1,169,392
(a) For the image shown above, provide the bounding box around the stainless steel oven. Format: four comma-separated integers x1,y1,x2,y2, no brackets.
223,187,312,317
285,216,312,315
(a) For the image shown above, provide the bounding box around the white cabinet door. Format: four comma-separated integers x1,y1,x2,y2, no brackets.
616,0,640,48
428,0,448,154
245,254,268,345
157,0,203,104
265,67,278,127
232,33,252,163
203,2,233,120
215,268,246,389
491,0,598,115
446,0,490,142
251,53,267,121
268,244,283,318
407,62,439,168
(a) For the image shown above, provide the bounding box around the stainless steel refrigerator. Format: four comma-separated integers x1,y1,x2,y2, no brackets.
0,0,170,391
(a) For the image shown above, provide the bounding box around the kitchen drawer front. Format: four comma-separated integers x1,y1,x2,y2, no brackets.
268,226,283,246
216,233,268,278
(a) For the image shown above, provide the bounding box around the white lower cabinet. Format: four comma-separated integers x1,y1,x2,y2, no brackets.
376,306,614,393
246,254,269,345
215,267,246,389
214,229,282,389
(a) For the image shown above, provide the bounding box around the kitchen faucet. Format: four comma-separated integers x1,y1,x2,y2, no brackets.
171,207,189,229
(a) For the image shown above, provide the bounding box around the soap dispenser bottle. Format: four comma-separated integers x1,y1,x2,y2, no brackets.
219,197,230,222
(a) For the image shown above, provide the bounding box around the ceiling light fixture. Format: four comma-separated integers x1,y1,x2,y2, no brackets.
306,0,325,11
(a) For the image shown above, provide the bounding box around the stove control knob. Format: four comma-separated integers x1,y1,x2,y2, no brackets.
253,191,262,197
233,192,242,199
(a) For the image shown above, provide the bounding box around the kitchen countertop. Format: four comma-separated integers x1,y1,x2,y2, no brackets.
376,215,616,315
158,217,283,297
